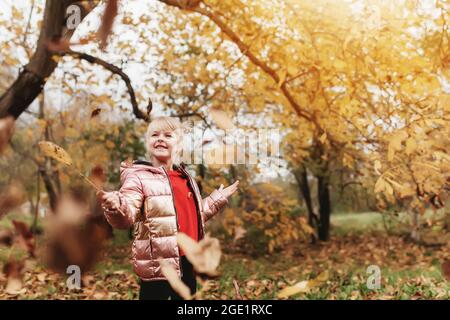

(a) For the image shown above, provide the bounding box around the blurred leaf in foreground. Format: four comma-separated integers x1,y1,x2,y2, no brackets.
177,233,221,277
41,190,109,274
0,182,25,219
38,141,73,166
0,116,15,154
12,220,36,257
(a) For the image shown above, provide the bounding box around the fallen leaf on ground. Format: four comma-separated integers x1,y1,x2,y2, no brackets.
277,271,329,299
35,272,47,283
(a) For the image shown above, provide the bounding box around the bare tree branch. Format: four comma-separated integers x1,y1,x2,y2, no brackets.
62,50,151,122
0,0,99,119
157,0,314,123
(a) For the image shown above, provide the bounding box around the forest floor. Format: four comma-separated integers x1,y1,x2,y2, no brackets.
0,211,449,300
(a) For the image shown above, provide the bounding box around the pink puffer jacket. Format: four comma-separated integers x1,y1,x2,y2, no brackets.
103,160,228,281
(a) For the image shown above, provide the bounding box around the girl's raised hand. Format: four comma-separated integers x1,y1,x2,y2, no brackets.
97,190,120,211
218,180,239,199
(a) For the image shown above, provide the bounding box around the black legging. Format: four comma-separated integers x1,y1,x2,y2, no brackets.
139,256,197,300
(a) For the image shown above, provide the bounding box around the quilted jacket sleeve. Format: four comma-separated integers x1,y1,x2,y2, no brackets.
103,173,144,229
201,189,229,223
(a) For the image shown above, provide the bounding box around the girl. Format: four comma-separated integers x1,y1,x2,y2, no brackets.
99,116,239,300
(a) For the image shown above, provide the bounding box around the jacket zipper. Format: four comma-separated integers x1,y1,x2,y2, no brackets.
162,166,183,278
181,166,204,240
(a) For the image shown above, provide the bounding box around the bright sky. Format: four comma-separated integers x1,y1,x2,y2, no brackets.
0,0,289,181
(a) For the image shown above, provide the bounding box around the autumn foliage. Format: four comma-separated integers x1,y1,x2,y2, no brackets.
0,0,448,300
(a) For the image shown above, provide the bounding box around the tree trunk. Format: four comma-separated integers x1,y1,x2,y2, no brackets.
411,209,421,242
39,167,58,211
0,0,96,119
38,92,59,211
293,165,318,242
31,167,41,233
317,175,331,241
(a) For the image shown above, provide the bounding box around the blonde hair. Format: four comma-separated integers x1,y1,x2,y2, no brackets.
145,116,191,164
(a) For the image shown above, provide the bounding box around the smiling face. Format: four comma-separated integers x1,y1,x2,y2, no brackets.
145,117,186,166
147,129,179,162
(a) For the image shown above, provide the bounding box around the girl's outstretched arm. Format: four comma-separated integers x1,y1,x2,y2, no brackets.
99,173,144,229
202,180,239,222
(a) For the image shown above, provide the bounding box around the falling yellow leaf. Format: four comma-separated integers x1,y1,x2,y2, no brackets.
38,141,73,166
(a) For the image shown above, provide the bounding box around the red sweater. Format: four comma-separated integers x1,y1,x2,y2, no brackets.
167,169,198,256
